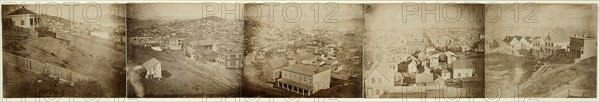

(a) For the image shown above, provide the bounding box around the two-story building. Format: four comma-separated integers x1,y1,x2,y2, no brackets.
276,64,331,96
501,35,536,55
568,34,597,61
260,56,287,82
184,40,216,61
363,58,397,98
532,35,570,58
214,42,244,69
167,38,185,50
452,59,475,79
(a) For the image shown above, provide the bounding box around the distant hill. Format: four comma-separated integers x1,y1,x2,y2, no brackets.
128,16,243,42
38,14,106,35
126,18,177,29
95,14,126,27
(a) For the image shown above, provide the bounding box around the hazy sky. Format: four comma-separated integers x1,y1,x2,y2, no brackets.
245,3,364,29
127,3,244,20
366,4,485,34
3,4,125,23
486,4,597,39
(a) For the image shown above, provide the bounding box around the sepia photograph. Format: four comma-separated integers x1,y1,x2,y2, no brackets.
485,4,597,98
363,4,486,98
2,4,127,97
125,3,244,97
242,3,364,97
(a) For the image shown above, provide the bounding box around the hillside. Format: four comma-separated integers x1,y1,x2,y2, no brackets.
126,18,177,30
38,14,105,34
96,14,127,28
128,16,243,42
519,56,596,97
3,14,126,97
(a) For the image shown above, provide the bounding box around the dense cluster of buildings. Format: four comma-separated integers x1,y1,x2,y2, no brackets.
129,36,244,69
128,16,244,69
426,28,484,52
499,33,597,62
364,48,476,98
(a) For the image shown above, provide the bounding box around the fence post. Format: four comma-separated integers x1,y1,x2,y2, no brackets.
568,89,571,97
29,59,32,70
582,90,585,97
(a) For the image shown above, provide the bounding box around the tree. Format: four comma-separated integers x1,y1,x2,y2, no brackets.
492,39,500,49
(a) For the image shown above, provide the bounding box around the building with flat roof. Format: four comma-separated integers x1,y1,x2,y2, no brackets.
276,64,331,96
569,35,597,61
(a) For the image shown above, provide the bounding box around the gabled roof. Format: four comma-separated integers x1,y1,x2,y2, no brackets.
503,36,514,42
142,58,161,70
214,42,243,54
444,51,457,56
441,68,451,73
415,68,434,83
514,36,523,41
524,36,533,42
294,53,316,61
364,61,395,83
200,48,217,59
188,40,215,46
8,7,37,15
453,59,474,69
543,35,552,41
267,56,287,69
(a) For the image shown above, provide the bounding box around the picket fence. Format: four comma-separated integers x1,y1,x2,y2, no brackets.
3,52,99,84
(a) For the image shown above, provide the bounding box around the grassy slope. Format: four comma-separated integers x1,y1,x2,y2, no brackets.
3,14,126,97
520,56,596,97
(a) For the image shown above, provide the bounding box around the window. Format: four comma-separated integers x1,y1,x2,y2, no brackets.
29,18,33,26
371,78,375,84
458,73,461,77
20,20,24,25
304,77,308,82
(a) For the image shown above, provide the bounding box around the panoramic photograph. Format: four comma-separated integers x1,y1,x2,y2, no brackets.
242,3,364,97
2,4,127,97
485,4,597,98
363,4,486,98
126,3,244,97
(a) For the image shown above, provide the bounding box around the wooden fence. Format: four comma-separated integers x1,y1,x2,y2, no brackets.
3,52,98,84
